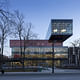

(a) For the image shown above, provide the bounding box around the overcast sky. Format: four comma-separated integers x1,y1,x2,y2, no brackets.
4,0,80,56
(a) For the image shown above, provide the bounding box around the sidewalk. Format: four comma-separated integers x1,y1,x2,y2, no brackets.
1,68,80,75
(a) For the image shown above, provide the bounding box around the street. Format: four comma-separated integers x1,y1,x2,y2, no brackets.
1,68,80,80
0,72,80,80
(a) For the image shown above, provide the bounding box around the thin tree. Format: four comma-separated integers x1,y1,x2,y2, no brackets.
0,0,13,57
0,14,13,57
22,22,38,70
13,10,39,69
70,39,80,66
23,22,38,58
23,22,38,40
13,10,24,57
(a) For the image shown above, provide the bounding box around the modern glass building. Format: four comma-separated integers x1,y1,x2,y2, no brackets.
10,40,68,67
10,19,73,68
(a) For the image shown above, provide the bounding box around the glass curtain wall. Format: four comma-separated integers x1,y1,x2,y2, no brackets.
12,47,68,67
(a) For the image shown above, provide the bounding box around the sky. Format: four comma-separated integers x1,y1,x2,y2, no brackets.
3,0,80,56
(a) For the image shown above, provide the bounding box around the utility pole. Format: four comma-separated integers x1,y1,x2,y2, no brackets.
52,41,54,73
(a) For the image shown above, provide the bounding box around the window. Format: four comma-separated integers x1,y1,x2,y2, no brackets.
61,29,66,33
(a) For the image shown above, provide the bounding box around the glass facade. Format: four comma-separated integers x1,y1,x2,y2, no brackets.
12,47,68,54
46,19,73,41
10,19,73,69
12,46,68,58
11,45,68,67
52,20,72,34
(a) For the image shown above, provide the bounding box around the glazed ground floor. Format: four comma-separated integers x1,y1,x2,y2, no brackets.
11,54,68,68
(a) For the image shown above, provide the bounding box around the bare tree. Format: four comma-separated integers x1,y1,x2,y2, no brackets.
23,22,38,40
14,10,38,55
22,22,38,70
13,10,24,57
0,14,13,56
71,40,79,47
23,22,38,57
13,10,38,70
70,39,80,66
0,0,14,57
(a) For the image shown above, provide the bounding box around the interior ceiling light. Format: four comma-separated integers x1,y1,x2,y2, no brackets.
61,29,66,32
53,29,58,32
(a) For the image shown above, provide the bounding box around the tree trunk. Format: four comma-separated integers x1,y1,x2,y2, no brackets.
20,37,22,57
1,37,4,69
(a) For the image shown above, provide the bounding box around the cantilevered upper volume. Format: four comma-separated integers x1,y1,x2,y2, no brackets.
46,19,73,42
